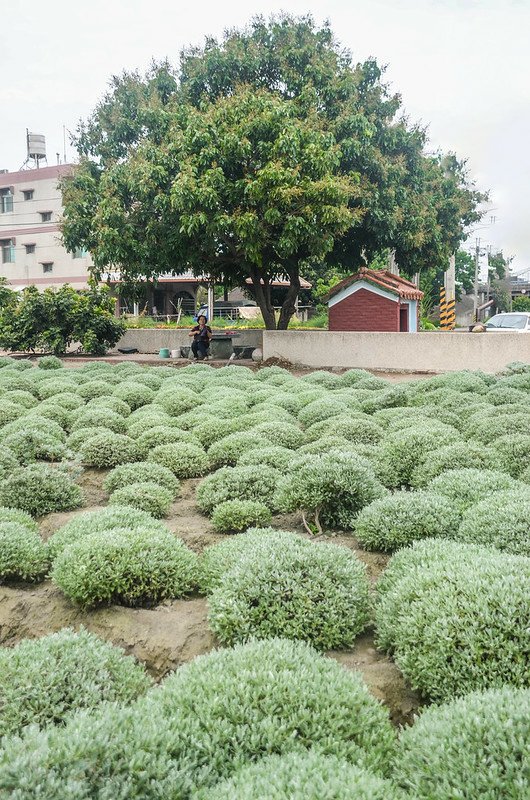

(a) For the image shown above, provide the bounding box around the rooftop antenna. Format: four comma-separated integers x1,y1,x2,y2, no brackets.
20,129,48,170
63,125,67,164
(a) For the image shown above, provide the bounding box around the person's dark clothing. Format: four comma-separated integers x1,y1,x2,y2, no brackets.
191,324,211,359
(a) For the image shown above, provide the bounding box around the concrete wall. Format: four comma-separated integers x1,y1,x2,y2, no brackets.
113,328,263,353
262,330,530,373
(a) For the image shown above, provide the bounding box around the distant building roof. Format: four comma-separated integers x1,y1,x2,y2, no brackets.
326,268,423,302
103,272,312,288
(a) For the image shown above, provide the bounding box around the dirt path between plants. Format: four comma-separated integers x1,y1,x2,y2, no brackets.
0,471,422,726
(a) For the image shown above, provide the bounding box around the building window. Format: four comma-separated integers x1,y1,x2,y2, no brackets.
24,244,36,254
73,246,89,258
1,239,15,263
41,262,53,273
22,189,34,201
40,211,52,222
0,188,13,213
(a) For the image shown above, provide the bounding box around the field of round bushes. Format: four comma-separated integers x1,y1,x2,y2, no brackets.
0,354,528,799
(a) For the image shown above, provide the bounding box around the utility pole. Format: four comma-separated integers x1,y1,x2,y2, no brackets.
473,238,481,322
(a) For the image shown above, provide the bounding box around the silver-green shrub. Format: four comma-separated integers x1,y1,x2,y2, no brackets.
0,446,19,479
71,407,127,434
208,537,371,650
76,379,115,400
87,395,131,416
298,398,348,427
4,389,39,409
410,440,491,487
147,442,209,477
112,382,155,410
37,355,64,370
136,426,200,458
156,387,200,416
376,539,530,701
0,507,38,531
207,432,272,469
196,465,281,514
304,414,383,444
458,488,530,555
0,638,395,797
376,422,461,489
492,433,530,478
275,452,386,531
78,431,141,468
355,491,461,551
109,482,174,518
36,379,79,400
0,522,49,581
237,445,296,471
47,505,167,560
52,528,199,607
426,467,521,512
249,420,304,449
2,427,67,465
394,686,530,800
0,628,151,737
0,464,82,517
211,499,272,533
104,462,179,495
199,750,406,800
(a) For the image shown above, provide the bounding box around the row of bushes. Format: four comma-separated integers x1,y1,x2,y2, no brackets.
0,634,526,800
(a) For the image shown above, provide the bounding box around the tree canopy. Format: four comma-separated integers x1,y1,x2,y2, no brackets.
61,14,485,328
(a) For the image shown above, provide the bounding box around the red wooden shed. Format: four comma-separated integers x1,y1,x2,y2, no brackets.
327,268,423,332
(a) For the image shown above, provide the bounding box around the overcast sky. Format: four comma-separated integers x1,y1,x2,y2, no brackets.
1,0,528,272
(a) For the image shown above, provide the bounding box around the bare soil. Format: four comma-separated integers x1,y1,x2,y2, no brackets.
0,467,422,727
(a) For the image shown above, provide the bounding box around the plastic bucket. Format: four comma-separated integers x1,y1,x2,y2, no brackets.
159,348,170,359
170,349,179,359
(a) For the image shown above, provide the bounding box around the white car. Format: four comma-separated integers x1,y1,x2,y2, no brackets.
485,313,530,332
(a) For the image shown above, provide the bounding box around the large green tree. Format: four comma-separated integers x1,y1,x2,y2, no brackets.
62,14,485,328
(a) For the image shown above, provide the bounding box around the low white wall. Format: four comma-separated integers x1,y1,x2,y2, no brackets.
262,330,530,373
113,328,263,353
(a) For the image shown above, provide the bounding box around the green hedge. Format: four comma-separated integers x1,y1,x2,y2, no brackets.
376,539,530,701
199,750,406,800
355,491,461,551
208,536,370,650
0,464,82,517
52,528,199,607
0,628,151,737
394,686,530,800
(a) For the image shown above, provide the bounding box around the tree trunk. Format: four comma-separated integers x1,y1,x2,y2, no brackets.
277,266,301,330
249,266,276,329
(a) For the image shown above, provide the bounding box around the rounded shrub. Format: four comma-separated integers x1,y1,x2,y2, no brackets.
104,461,179,496
0,446,19,479
493,433,530,478
0,628,152,737
66,426,105,451
27,403,71,431
208,537,371,650
426,467,522,512
376,539,530,701
394,685,530,800
305,414,384,445
37,355,64,370
248,420,304,450
0,521,48,582
200,528,293,592
237,445,296,471
78,431,141,468
36,379,78,400
200,750,405,800
275,453,386,531
192,417,242,447
0,639,395,798
112,382,155,410
76,379,114,400
298,398,348,427
377,422,461,489
2,414,66,443
207,432,272,469
71,407,127,434
211,499,272,533
136,426,200,458
0,372,33,393
156,387,200,416
47,505,167,561
0,400,25,427
4,389,39,409
3,427,67,465
355,491,461,551
109,482,174,518
87,395,131,416
0,506,38,531
42,390,84,410
467,410,530,442
52,528,199,607
197,465,280,514
0,464,82,517
300,370,343,389
457,488,530,555
147,442,209,478
410,440,491,487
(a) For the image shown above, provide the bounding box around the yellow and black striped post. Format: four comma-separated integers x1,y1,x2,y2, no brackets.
440,287,456,330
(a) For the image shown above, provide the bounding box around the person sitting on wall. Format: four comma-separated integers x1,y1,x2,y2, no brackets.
189,315,212,360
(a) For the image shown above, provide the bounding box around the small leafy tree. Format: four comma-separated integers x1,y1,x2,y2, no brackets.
0,285,125,354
